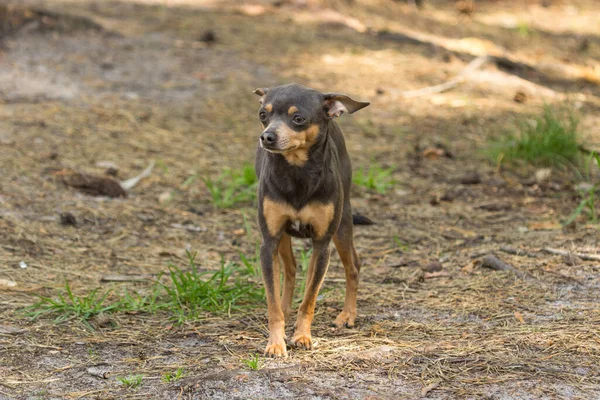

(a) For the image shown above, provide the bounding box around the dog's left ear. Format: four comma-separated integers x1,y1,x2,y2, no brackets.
253,88,269,104
323,93,370,118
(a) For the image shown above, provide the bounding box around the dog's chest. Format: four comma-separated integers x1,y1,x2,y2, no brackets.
263,197,335,239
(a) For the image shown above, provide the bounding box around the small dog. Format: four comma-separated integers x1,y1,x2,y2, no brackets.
253,83,370,357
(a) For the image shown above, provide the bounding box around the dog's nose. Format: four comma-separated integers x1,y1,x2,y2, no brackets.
260,131,277,145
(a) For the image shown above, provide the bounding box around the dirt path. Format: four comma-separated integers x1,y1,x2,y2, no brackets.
1,1,599,399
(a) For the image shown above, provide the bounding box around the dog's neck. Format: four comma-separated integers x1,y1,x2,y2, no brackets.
262,121,337,209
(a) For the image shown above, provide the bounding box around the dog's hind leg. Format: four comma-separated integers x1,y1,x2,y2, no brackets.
278,232,296,321
332,212,360,329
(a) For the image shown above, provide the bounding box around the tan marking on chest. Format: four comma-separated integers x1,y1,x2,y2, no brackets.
263,197,335,239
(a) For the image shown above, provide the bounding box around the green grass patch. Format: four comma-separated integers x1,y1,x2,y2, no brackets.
202,163,257,208
487,105,582,169
241,354,262,371
162,367,185,383
161,252,264,323
118,374,143,389
25,251,264,327
25,282,120,330
295,248,313,302
353,163,395,194
565,151,600,225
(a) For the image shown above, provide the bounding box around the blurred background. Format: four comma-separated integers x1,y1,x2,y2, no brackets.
1,0,600,398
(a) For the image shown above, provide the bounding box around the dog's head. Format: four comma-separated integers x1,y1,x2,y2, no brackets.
253,83,369,154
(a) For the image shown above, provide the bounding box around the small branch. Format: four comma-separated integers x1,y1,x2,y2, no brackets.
542,248,600,262
481,254,530,279
400,56,488,98
120,161,155,190
499,246,539,258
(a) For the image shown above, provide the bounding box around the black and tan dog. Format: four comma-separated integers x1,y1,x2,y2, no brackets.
253,83,370,357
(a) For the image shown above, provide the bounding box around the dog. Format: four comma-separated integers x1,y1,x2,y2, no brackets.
253,83,370,357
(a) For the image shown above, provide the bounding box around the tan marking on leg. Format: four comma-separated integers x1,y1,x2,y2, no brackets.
264,103,273,113
333,233,359,328
264,246,287,357
278,233,296,320
263,197,294,237
298,202,335,239
287,105,298,115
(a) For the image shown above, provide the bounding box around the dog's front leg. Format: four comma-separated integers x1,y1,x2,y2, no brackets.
292,239,331,350
260,238,287,357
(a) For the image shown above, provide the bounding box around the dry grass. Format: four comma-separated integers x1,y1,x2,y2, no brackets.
1,0,600,398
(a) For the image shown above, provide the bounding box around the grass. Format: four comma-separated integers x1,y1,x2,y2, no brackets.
565,151,600,225
488,105,581,169
25,251,264,326
160,252,264,323
394,236,410,253
241,354,262,371
353,163,395,194
297,248,312,301
202,163,257,208
162,367,185,383
118,374,143,389
517,21,532,38
25,281,120,330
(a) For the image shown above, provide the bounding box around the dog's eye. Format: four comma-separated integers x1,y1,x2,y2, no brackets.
292,115,305,125
259,111,268,121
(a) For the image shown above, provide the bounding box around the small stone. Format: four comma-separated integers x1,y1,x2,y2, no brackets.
60,212,77,226
459,172,481,185
421,262,443,273
158,191,172,204
535,168,552,183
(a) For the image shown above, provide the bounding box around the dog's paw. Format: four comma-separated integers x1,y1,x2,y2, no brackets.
332,310,356,329
264,338,288,358
291,333,313,350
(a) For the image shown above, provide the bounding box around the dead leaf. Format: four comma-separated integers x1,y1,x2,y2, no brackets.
59,170,126,198
0,279,17,289
421,147,445,160
528,221,561,231
233,228,245,235
514,311,525,324
462,261,476,274
423,270,451,279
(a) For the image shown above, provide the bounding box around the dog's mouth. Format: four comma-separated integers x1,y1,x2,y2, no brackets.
260,140,300,154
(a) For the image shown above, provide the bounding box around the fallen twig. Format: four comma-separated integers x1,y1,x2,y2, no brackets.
400,56,488,98
86,365,111,379
542,248,600,262
120,161,155,190
481,254,530,279
100,274,152,282
499,246,539,258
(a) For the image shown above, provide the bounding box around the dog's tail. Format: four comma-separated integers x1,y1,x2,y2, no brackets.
352,214,374,225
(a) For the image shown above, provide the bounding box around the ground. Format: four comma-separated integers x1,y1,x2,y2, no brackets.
1,0,600,399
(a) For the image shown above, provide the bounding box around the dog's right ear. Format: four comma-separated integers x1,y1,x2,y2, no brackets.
253,88,269,104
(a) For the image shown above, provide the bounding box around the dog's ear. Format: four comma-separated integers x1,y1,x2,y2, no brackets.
323,93,370,118
253,88,269,104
